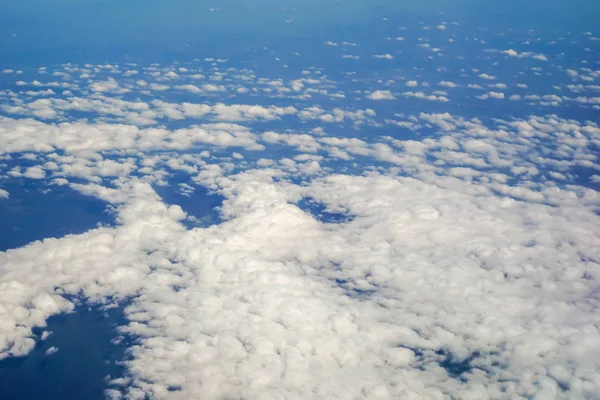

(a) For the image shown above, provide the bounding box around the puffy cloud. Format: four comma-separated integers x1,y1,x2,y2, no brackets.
501,49,548,61
478,73,496,80
89,78,128,93
402,91,449,102
438,81,457,88
2,160,598,399
476,91,505,100
23,166,46,179
367,90,396,100
1,47,600,400
175,84,203,94
202,84,226,92
149,83,169,91
0,117,265,155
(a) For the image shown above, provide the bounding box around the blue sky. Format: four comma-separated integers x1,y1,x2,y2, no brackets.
2,0,599,65
0,1,599,399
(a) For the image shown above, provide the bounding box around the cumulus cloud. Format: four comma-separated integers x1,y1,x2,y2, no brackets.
367,90,396,100
89,78,128,94
478,73,496,80
2,149,598,399
438,81,457,88
476,91,505,100
24,166,47,179
0,38,599,400
402,91,449,102
501,49,548,61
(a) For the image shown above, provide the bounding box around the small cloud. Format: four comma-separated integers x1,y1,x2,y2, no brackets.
402,91,448,102
438,81,457,88
476,91,505,100
45,346,59,356
501,49,548,61
368,90,396,100
373,54,393,59
41,331,53,340
24,166,46,179
478,73,496,80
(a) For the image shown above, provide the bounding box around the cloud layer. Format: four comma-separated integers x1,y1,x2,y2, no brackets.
0,16,599,400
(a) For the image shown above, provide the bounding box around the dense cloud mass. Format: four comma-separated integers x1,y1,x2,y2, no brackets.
0,14,599,400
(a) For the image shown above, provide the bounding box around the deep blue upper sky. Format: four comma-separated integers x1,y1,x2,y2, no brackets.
1,0,599,67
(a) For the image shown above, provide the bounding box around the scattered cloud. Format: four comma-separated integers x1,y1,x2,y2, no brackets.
368,90,396,100
0,25,598,399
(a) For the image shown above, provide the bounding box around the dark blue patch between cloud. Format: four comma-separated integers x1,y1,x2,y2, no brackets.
0,179,115,252
153,173,224,229
296,197,355,224
0,301,129,400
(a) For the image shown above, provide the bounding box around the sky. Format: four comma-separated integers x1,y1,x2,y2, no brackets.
0,0,599,399
2,0,599,64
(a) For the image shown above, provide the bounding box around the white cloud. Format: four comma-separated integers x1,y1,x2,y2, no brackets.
2,156,598,398
89,78,128,93
501,49,548,61
476,91,505,100
0,118,265,155
40,331,53,340
24,166,46,179
0,56,599,400
478,73,496,80
175,84,203,94
438,81,457,88
149,83,169,91
402,91,449,102
367,90,396,100
202,84,226,92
